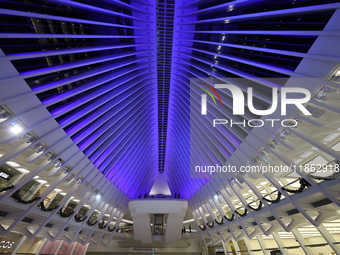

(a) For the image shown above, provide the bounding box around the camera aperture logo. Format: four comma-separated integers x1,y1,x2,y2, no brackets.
199,82,223,107
199,83,312,128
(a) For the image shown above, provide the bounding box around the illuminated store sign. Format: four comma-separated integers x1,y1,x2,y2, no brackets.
0,172,9,179
0,240,15,249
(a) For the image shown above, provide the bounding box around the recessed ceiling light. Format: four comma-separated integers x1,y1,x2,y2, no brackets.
300,151,314,158
16,168,29,173
323,133,340,142
6,161,20,168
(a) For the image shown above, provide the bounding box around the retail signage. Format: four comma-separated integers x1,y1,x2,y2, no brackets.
0,239,15,250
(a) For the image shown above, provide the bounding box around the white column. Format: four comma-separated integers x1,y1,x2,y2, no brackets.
222,241,232,255
82,243,89,255
317,224,340,254
53,240,64,255
61,197,74,213
69,242,77,255
11,235,27,255
193,210,202,229
202,245,209,255
45,191,58,207
24,182,44,200
272,232,289,255
35,238,47,255
243,237,255,255
231,239,242,255
291,229,316,255
256,235,271,255
9,173,25,185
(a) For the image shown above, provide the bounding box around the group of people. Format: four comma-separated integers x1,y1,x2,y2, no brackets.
137,193,181,199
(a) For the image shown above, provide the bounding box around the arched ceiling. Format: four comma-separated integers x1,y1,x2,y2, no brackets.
0,0,339,200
